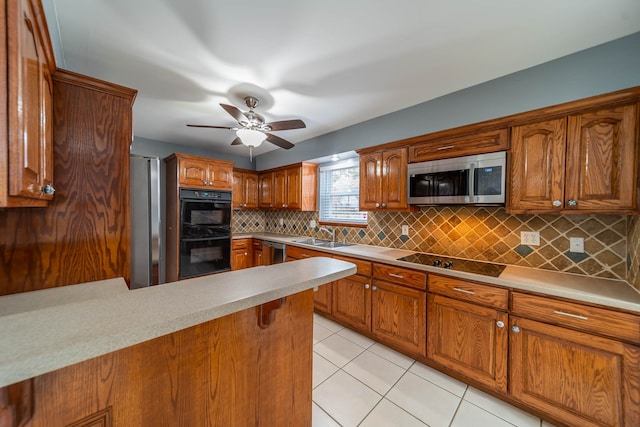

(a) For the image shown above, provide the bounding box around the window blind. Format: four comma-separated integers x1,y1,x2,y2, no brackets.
319,160,367,224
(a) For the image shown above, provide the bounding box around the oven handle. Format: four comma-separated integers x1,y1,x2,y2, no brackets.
468,162,475,201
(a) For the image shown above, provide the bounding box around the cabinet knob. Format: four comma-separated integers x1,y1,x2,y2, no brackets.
511,326,521,333
496,321,505,328
40,184,55,195
375,202,380,208
244,252,247,256
372,285,377,291
381,203,386,208
365,284,370,289
567,199,577,207
552,200,562,207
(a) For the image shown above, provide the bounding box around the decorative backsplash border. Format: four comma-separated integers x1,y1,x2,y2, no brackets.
232,207,633,284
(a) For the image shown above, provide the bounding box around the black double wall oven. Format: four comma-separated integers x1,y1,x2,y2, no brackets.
179,189,232,279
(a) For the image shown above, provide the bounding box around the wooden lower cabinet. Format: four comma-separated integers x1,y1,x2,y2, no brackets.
332,274,371,332
427,294,507,392
372,280,426,357
4,290,314,427
509,316,640,427
313,281,332,315
231,239,252,270
252,239,263,266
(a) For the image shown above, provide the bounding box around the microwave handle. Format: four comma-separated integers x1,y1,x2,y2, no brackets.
469,162,476,201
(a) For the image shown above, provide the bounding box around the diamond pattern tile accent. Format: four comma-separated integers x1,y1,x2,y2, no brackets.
232,207,631,281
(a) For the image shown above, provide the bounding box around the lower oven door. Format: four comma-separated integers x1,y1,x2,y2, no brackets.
179,237,231,279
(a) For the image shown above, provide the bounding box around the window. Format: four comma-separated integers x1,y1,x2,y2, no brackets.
319,159,367,225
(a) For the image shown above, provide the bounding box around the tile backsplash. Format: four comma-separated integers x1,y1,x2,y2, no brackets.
233,207,635,285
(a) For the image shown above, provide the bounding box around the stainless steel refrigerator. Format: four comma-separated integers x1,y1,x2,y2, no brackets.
130,155,163,288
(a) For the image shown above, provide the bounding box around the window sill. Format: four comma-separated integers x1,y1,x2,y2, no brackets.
318,220,367,228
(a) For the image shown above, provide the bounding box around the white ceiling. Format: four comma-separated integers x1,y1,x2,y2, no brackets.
49,0,640,157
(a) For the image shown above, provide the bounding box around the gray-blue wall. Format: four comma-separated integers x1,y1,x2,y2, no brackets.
256,31,640,170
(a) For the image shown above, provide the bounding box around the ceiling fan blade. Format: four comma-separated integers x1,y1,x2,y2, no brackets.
230,137,243,146
265,119,306,131
220,103,247,123
186,124,235,130
265,133,295,149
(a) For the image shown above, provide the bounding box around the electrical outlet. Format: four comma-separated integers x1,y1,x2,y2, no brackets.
310,220,316,228
570,237,585,253
401,224,409,236
520,231,540,246
279,218,284,226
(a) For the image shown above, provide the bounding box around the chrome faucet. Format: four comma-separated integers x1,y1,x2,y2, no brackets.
319,226,335,242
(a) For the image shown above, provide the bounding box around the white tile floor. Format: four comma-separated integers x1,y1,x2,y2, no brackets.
312,314,557,427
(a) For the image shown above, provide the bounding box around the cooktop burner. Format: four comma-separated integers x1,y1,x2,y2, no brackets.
397,253,506,277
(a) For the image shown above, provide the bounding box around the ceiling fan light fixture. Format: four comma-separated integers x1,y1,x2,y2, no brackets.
236,128,265,147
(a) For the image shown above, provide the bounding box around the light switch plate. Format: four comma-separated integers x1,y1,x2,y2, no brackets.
569,237,585,253
521,231,540,246
401,225,409,236
310,220,316,228
279,218,284,226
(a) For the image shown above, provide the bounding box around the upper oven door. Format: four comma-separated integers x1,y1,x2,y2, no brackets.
180,190,232,239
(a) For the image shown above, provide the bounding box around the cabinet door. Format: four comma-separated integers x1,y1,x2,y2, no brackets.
40,69,54,193
179,159,208,188
359,152,382,210
427,294,507,392
272,169,288,209
244,172,259,209
381,148,408,209
565,104,638,211
285,167,302,210
208,161,233,190
372,280,426,357
232,171,244,208
313,282,333,315
509,316,640,427
510,118,566,211
8,0,46,199
259,172,274,208
332,274,371,333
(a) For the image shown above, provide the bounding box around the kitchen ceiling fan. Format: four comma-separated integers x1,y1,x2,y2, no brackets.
187,96,306,154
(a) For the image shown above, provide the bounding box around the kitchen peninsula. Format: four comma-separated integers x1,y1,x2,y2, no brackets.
0,258,356,426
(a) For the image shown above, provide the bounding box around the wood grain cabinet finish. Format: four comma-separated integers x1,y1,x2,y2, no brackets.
509,316,640,427
252,239,263,267
2,0,55,207
332,273,371,332
509,103,639,214
287,245,333,314
427,293,508,392
231,238,252,270
372,279,426,357
409,128,509,162
359,147,410,211
259,163,317,211
167,153,234,191
232,169,259,209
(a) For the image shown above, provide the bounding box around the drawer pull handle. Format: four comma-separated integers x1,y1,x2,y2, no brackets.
453,287,475,295
437,145,455,151
301,254,310,258
388,273,404,279
553,310,588,320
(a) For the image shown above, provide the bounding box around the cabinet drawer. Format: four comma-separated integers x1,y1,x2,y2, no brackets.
286,245,325,259
232,239,250,250
428,275,508,310
373,263,426,290
333,255,372,276
511,292,640,344
251,239,262,250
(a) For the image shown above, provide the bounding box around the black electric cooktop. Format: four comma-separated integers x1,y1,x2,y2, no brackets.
397,253,506,278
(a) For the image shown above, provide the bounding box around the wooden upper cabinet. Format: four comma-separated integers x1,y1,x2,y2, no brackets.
359,147,410,211
509,103,639,214
565,104,638,212
2,0,55,207
258,172,274,208
258,163,317,211
409,128,509,162
232,169,259,209
509,118,567,211
167,153,234,191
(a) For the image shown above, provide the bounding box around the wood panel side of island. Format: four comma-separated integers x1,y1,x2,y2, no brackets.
8,289,313,427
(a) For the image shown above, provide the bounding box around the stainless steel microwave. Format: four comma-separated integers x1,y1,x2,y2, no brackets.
408,151,506,205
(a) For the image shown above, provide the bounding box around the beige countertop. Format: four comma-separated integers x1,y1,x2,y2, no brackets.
0,257,356,388
238,232,640,314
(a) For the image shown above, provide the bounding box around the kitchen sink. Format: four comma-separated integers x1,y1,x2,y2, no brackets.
292,238,353,248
